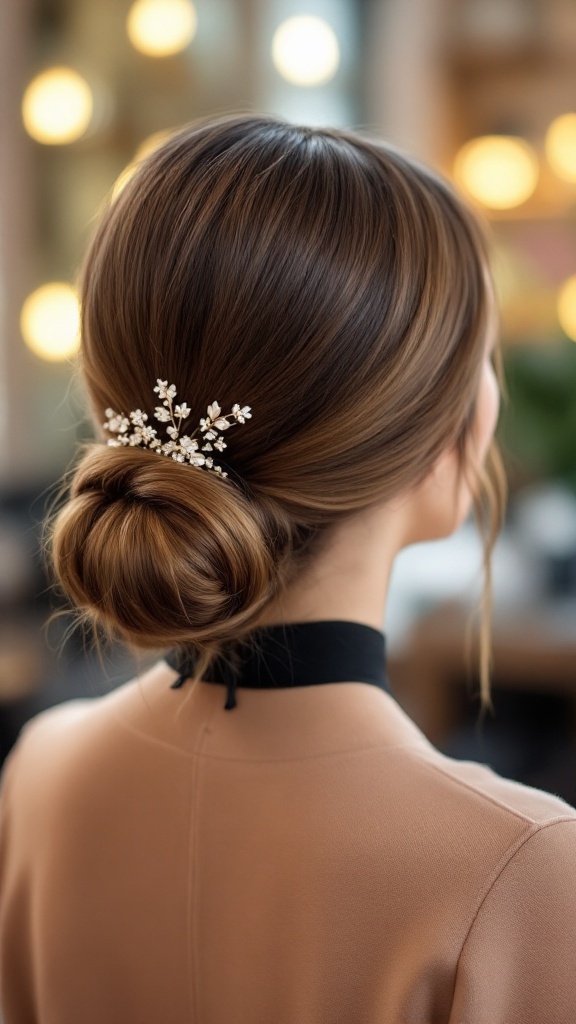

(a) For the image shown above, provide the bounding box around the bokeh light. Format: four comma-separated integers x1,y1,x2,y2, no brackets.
134,128,174,160
271,15,340,86
557,274,576,341
22,67,93,145
454,135,539,210
127,0,197,58
110,163,139,201
111,130,175,201
545,113,576,184
20,283,81,361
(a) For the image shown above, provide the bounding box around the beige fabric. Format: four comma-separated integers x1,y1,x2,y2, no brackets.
1,662,576,1023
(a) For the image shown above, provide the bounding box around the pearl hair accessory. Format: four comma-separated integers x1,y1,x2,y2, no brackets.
103,379,252,481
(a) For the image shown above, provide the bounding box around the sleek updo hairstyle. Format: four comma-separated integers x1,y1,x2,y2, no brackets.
49,114,507,712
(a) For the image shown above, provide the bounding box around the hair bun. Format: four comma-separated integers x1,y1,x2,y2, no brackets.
49,445,278,649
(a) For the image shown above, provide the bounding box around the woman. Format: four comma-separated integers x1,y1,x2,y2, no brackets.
1,114,575,1024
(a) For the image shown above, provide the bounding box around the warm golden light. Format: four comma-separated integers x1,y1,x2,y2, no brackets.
557,275,576,341
545,113,576,184
134,128,174,161
20,283,81,361
111,131,174,201
22,67,93,144
454,135,539,210
271,15,340,86
127,0,197,57
111,164,139,201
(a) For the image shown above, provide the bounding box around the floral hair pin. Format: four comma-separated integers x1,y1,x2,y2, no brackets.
103,379,251,481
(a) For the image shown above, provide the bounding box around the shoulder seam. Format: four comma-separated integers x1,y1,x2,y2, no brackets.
411,748,576,826
453,817,576,986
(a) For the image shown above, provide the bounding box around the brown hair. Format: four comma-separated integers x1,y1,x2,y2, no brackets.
49,113,507,713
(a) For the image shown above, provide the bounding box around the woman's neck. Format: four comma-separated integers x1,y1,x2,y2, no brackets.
253,504,403,633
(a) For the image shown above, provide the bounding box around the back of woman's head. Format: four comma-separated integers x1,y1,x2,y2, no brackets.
49,113,506,703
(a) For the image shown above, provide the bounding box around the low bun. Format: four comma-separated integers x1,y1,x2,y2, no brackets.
50,445,280,650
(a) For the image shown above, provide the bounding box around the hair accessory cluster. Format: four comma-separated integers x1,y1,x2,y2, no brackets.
103,380,251,481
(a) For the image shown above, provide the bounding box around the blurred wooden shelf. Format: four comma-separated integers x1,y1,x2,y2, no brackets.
388,597,576,744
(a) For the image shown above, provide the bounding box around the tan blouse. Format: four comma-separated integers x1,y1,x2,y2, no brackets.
1,659,576,1023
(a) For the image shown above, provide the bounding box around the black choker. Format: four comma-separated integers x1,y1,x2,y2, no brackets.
164,619,390,711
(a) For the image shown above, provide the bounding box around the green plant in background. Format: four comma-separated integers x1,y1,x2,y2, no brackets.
498,337,576,494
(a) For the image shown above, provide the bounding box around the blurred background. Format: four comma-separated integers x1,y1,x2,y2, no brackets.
1,0,575,801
